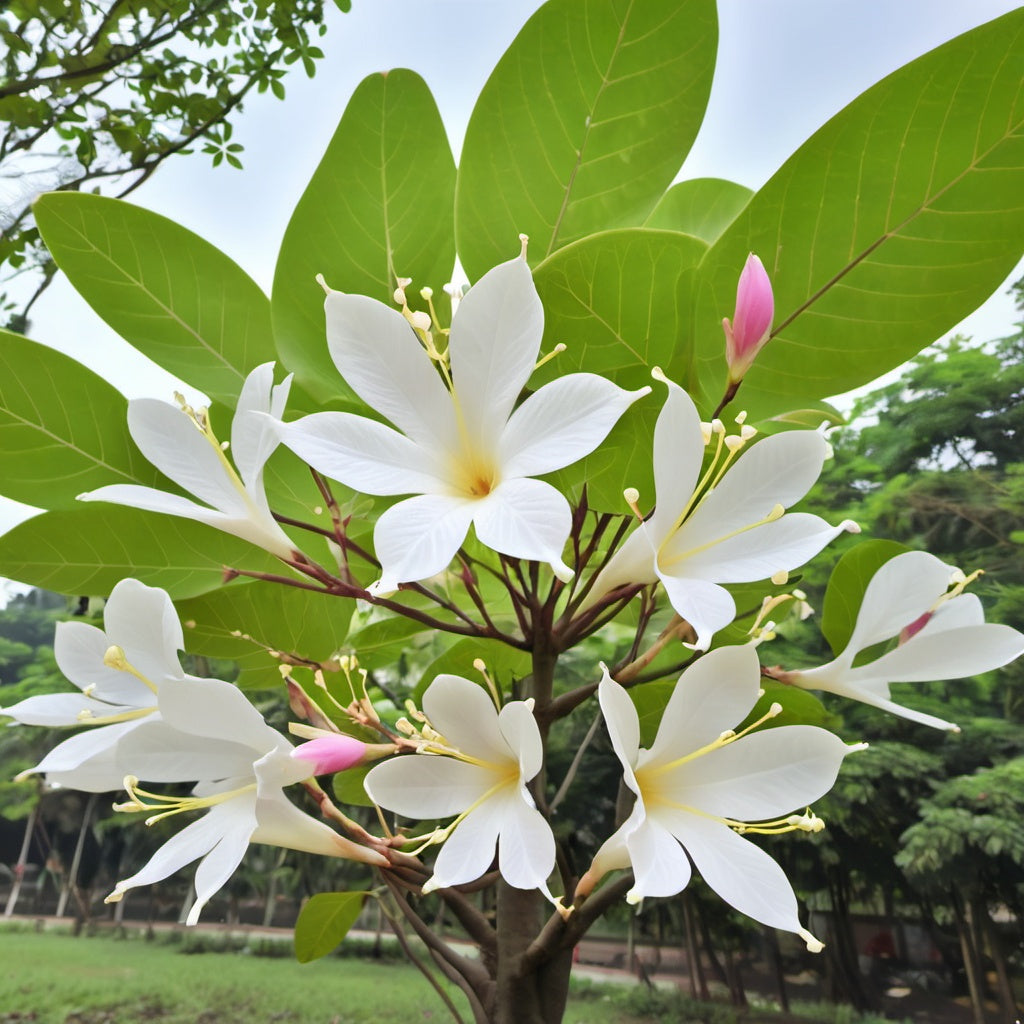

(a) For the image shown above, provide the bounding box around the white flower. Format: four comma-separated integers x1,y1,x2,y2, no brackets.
2,579,187,792
588,375,857,649
107,675,388,924
783,551,1024,731
79,363,297,560
363,674,555,893
579,647,858,950
277,251,648,594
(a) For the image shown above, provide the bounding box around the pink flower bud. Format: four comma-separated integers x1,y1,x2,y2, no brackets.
292,735,367,775
722,253,774,383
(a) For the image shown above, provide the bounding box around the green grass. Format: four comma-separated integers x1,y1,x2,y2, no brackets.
0,926,906,1024
0,926,470,1024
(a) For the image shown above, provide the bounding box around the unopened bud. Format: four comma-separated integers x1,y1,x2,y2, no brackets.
723,253,774,384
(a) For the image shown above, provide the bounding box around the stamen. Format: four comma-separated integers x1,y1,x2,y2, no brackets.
102,645,158,694
534,342,566,372
114,775,255,826
661,504,786,569
623,487,643,521
473,657,502,713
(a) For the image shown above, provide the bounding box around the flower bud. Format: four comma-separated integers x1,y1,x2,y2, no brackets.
722,253,774,384
292,735,367,775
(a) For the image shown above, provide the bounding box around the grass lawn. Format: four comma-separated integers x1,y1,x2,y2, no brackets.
0,926,642,1024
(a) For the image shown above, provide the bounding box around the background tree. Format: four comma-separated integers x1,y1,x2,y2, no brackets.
0,0,345,331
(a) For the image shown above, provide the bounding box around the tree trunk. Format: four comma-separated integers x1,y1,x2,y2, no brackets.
974,898,1019,1021
952,891,986,1024
4,800,38,918
681,891,709,1000
764,925,790,1013
489,882,572,1024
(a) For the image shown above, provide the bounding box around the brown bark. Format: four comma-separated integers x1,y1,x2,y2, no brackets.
952,891,986,1024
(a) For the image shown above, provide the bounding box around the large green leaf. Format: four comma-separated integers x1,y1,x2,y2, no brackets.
176,581,351,690
644,177,753,245
693,9,1024,419
294,891,367,963
0,330,161,508
272,69,456,404
533,228,707,508
0,506,281,598
821,540,910,657
33,193,276,405
456,0,717,279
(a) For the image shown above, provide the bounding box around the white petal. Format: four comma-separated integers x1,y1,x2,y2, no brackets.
642,646,760,771
157,678,275,753
428,788,508,888
325,292,457,454
423,674,508,765
497,699,543,781
583,529,657,607
844,551,952,657
115,721,259,782
676,431,829,554
187,801,256,924
371,493,476,591
587,816,636,880
500,375,648,478
25,720,144,791
497,790,557,890
916,593,984,634
103,578,185,686
78,483,224,524
449,256,542,450
281,412,449,496
654,569,736,651
625,817,692,900
110,808,227,904
472,478,572,578
647,379,706,538
365,755,497,819
668,726,851,820
663,811,805,934
127,399,248,514
597,668,641,782
231,363,291,487
0,691,135,726
670,513,854,583
851,622,1024,684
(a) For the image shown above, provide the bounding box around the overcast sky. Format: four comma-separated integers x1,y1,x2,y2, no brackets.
4,0,1023,538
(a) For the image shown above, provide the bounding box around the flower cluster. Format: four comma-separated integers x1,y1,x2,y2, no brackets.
5,248,1023,960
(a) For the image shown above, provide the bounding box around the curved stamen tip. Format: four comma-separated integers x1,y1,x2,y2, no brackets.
800,928,825,954
518,233,529,260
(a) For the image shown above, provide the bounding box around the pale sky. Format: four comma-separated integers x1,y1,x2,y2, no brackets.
3,0,1023,539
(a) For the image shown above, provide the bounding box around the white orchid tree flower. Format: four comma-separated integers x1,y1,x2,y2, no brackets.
277,245,649,594
588,374,857,649
107,676,388,924
779,551,1024,731
2,578,192,791
79,362,298,560
364,673,556,893
577,647,860,951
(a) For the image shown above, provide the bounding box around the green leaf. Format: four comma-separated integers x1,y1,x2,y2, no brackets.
412,637,531,701
272,69,456,404
456,0,717,279
176,581,352,690
0,329,161,509
821,540,910,657
332,765,374,809
33,193,276,406
294,891,367,963
0,506,280,598
693,10,1024,418
533,228,707,508
737,680,837,732
644,177,753,245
